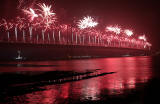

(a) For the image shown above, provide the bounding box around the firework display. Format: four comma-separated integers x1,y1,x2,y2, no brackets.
0,3,151,50
138,35,147,41
78,16,98,29
106,25,121,34
124,29,133,37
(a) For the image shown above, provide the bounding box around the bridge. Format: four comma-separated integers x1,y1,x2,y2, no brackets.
0,26,151,60
0,26,151,49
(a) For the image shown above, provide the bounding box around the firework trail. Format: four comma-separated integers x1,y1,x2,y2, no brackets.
138,35,147,41
23,8,38,21
106,25,121,34
22,3,56,30
124,29,133,36
38,3,56,28
0,19,13,30
38,3,55,17
78,16,98,29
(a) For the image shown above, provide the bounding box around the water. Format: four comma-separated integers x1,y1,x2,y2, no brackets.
0,56,157,104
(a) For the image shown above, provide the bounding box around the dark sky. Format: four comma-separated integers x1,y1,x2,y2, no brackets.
0,0,160,50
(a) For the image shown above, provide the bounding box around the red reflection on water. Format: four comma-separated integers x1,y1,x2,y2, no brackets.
9,56,152,103
100,57,152,95
81,77,101,101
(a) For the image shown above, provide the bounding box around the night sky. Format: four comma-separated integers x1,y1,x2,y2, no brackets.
0,0,159,50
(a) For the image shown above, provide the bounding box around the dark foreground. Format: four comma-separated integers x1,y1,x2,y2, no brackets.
0,56,160,104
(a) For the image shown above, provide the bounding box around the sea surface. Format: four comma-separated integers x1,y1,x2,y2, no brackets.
0,56,160,104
